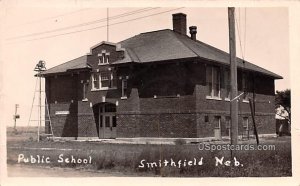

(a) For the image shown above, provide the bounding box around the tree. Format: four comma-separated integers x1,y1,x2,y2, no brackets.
275,89,291,126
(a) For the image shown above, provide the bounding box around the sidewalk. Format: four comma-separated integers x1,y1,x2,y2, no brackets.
65,134,278,145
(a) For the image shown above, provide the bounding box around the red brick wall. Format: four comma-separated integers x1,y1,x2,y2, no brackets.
77,101,98,137
45,54,277,138
47,74,78,103
48,102,78,137
88,43,124,69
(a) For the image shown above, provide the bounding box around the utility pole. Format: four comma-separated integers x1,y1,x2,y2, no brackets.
228,7,238,145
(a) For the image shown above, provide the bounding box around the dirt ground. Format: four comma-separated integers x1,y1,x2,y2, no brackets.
5,127,292,177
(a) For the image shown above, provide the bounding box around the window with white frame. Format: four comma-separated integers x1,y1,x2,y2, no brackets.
225,116,231,129
92,74,99,90
243,117,249,130
91,70,116,90
100,72,111,88
225,116,231,136
121,79,128,98
206,65,221,99
82,82,88,101
98,50,110,65
102,70,116,89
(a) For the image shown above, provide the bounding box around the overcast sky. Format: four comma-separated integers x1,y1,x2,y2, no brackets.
0,4,289,126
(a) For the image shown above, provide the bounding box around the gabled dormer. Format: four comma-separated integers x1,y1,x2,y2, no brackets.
87,41,125,91
87,41,125,68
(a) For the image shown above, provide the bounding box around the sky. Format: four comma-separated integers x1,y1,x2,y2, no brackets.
0,4,290,127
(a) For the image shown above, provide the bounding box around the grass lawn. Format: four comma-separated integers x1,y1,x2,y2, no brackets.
6,127,292,177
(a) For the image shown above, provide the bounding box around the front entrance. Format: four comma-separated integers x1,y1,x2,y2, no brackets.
214,116,222,140
96,103,117,139
213,116,231,140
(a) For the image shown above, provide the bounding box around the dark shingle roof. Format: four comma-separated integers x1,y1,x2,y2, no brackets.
119,29,197,62
116,29,282,79
41,55,90,75
41,29,282,79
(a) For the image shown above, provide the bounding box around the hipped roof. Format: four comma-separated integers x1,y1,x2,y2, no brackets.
41,55,90,75
41,29,282,79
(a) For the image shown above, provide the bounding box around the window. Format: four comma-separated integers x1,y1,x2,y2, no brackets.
92,74,99,90
225,116,231,136
243,117,249,130
91,70,116,90
225,116,231,129
121,79,128,98
98,50,110,65
82,82,88,101
224,69,231,100
100,71,116,89
242,73,249,101
100,72,111,88
206,65,221,99
242,73,251,102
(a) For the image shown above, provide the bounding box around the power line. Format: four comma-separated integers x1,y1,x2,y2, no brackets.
107,8,109,42
7,8,159,41
7,8,156,40
244,8,247,59
235,8,244,60
235,8,247,60
9,8,183,43
7,8,91,29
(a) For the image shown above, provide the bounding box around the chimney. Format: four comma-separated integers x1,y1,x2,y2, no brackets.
172,13,187,35
189,26,197,41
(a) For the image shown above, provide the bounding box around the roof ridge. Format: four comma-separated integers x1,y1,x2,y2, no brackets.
172,31,200,58
140,28,171,35
119,34,138,45
126,48,141,62
172,30,232,59
119,29,171,45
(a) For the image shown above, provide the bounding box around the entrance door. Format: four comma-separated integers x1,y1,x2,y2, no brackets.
98,103,117,139
214,116,222,140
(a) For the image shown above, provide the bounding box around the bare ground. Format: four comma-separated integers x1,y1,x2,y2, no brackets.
6,127,292,177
